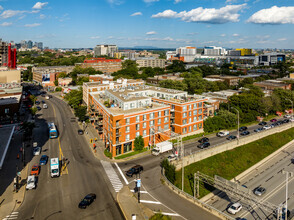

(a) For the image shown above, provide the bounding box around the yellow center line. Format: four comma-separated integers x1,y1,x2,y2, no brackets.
52,101,68,176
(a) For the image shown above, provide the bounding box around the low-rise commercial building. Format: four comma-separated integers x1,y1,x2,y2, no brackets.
135,58,165,68
253,80,291,94
205,75,240,86
0,69,21,83
89,74,114,83
78,58,122,73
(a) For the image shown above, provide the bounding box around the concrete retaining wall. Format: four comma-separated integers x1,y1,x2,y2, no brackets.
174,123,293,170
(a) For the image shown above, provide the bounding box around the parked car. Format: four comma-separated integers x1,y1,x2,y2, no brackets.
258,121,267,126
35,101,40,105
283,119,290,123
39,155,48,165
198,137,209,143
198,142,210,149
167,154,177,162
217,130,229,137
270,118,277,122
227,202,242,215
263,125,272,130
254,128,263,132
253,186,266,196
26,175,36,190
78,129,84,135
284,115,291,118
41,100,45,103
78,193,96,209
30,165,40,176
36,106,41,111
239,126,247,132
226,135,237,140
240,131,250,136
33,147,41,156
126,165,143,177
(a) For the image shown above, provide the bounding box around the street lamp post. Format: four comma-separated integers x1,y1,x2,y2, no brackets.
282,170,293,220
231,107,240,145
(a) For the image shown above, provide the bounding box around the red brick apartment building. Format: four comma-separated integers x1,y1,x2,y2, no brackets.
78,58,122,73
84,80,206,157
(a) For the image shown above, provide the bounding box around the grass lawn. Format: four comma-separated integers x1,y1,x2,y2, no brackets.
114,148,148,160
174,126,294,198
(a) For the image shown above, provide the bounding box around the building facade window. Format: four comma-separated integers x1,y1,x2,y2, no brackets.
198,102,203,108
193,124,197,131
158,111,161,117
194,110,197,115
136,116,140,122
158,118,161,124
198,109,202,114
199,123,202,129
143,122,146,128
183,105,187,111
143,114,147,121
183,119,187,125
194,116,197,122
183,127,187,134
126,134,130,141
189,111,192,117
183,112,187,118
189,126,192,132
126,126,130,133
125,118,130,125
150,120,154,126
199,115,203,120
193,103,197,109
164,110,169,116
143,130,147,136
136,131,140,137
189,118,192,123
136,124,140,130
164,124,169,130
150,112,155,119
164,117,169,123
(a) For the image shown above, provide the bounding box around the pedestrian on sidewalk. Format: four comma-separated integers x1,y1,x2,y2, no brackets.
17,154,20,159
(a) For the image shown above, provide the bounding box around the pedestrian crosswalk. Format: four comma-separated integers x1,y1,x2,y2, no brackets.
2,211,18,220
101,160,123,192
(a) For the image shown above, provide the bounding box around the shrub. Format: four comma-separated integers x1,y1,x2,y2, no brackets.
161,159,176,184
104,149,112,159
134,135,144,151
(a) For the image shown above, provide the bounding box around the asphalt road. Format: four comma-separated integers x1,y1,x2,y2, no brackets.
183,118,291,156
206,137,294,220
17,94,123,220
118,154,220,220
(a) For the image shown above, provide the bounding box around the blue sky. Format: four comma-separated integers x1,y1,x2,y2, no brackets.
0,0,293,49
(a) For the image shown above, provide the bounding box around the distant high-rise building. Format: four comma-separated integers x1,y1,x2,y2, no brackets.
36,42,43,50
20,40,27,48
236,48,252,56
94,45,118,57
27,40,33,49
204,46,226,56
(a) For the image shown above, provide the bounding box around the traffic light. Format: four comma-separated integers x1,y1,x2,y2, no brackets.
90,139,93,143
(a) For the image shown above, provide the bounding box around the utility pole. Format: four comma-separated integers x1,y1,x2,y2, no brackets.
231,107,240,145
194,173,196,198
181,141,184,191
22,142,25,167
282,170,293,220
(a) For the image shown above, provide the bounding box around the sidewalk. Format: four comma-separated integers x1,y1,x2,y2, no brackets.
117,186,154,220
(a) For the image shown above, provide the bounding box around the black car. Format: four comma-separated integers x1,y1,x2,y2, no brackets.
78,129,84,135
283,119,290,123
198,142,210,149
240,131,250,136
35,101,40,105
254,128,263,132
226,135,237,140
239,126,248,132
41,100,45,104
126,165,143,177
78,193,96,209
198,137,209,143
258,121,267,126
36,106,41,111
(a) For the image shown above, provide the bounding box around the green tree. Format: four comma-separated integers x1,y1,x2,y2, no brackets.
166,60,185,72
29,95,37,105
64,87,83,109
74,106,87,121
150,213,172,220
160,159,176,184
30,107,38,115
134,135,144,151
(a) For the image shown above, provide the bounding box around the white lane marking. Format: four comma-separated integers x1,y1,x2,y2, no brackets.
101,160,123,192
140,200,161,204
115,162,129,185
11,213,18,215
154,212,180,217
130,190,148,193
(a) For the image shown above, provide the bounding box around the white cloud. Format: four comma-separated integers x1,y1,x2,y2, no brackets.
32,2,48,10
0,22,12,26
146,31,157,35
24,23,41,27
131,12,142,16
1,10,24,19
233,33,239,37
187,32,198,36
220,34,226,37
174,0,182,3
90,36,100,39
277,38,287,41
0,5,3,11
247,6,294,24
144,0,159,2
226,0,238,3
39,14,45,19
107,0,123,5
152,4,247,24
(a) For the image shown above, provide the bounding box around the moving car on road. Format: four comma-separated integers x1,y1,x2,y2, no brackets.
227,202,242,215
258,121,267,126
198,137,209,143
167,154,177,162
33,147,41,156
254,128,263,132
39,155,48,165
78,129,84,135
270,118,277,122
126,165,143,177
30,165,40,176
26,175,36,190
226,135,237,140
78,193,96,209
240,131,250,136
198,142,210,149
253,186,266,196
217,130,229,137
263,125,271,130
239,126,247,132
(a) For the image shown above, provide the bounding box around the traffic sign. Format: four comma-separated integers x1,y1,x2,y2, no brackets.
137,179,141,188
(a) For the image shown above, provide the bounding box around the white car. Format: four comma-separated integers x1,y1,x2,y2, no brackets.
284,115,291,118
227,202,242,215
217,130,229,137
26,175,36,190
167,154,178,162
263,125,271,130
33,147,41,155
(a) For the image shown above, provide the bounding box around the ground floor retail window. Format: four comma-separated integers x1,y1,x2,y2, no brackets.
116,145,122,155
124,142,132,153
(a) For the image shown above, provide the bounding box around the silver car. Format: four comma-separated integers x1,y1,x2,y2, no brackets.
253,186,266,196
33,147,41,156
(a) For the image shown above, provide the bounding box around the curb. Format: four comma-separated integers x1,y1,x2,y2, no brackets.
116,191,128,220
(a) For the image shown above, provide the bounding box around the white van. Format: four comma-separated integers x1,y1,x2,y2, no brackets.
45,96,50,100
43,103,48,109
26,175,36,190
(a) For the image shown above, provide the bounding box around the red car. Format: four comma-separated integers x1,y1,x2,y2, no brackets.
270,119,277,122
30,165,40,176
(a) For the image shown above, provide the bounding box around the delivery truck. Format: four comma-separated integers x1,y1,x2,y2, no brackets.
50,158,59,177
152,141,173,156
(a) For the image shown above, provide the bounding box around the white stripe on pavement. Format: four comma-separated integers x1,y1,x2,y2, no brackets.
115,162,129,185
140,200,161,204
154,212,180,217
130,190,148,193
101,160,124,193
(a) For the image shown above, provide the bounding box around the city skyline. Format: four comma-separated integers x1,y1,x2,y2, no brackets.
0,0,293,49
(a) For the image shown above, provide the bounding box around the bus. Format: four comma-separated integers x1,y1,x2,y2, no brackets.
48,122,58,139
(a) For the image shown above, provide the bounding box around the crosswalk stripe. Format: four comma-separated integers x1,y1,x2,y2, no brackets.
101,160,124,193
140,200,161,204
154,212,180,216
